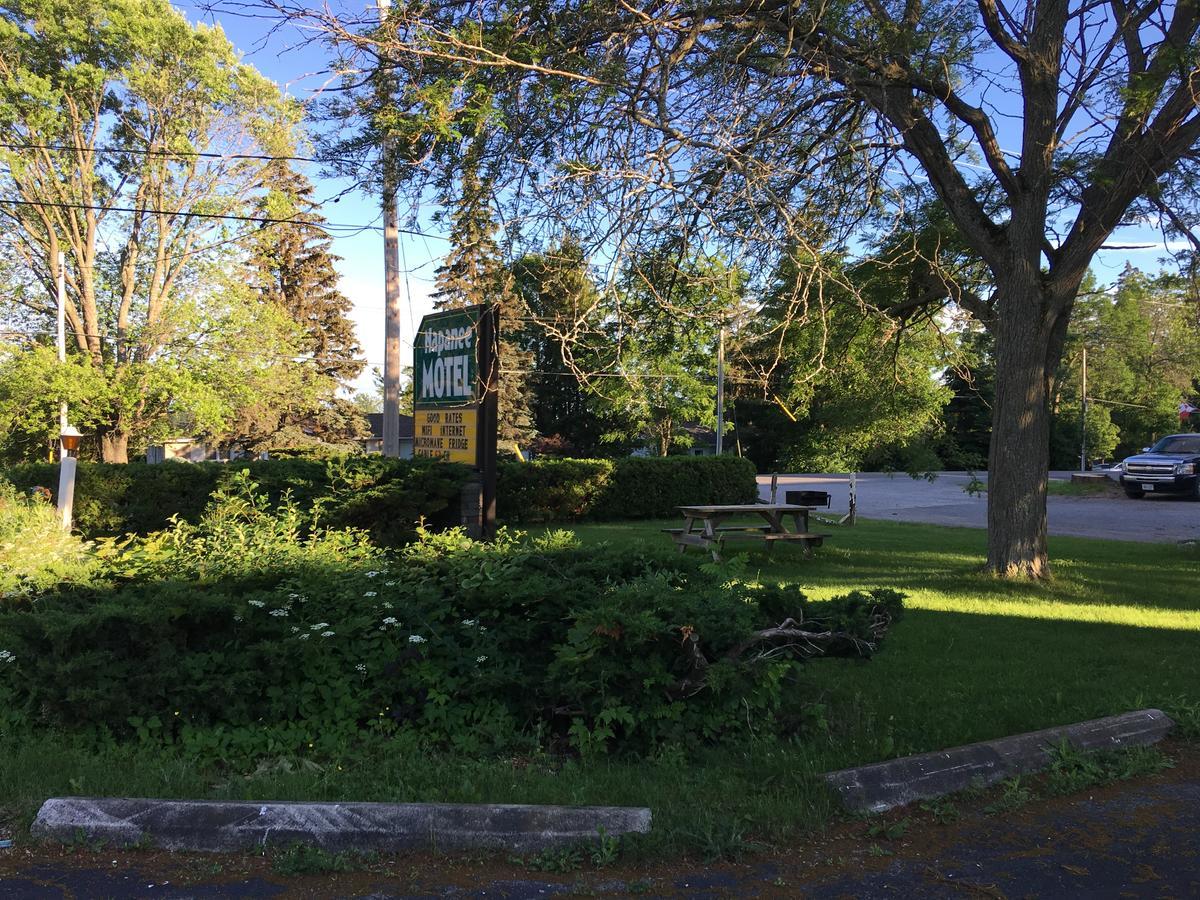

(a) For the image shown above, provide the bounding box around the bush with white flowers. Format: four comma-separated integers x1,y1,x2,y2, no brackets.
0,478,903,761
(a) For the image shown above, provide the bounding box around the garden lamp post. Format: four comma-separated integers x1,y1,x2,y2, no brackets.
57,425,82,531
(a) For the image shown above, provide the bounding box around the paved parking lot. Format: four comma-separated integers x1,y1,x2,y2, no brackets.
758,472,1198,544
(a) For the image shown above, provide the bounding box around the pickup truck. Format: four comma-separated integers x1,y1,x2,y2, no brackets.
1117,433,1200,499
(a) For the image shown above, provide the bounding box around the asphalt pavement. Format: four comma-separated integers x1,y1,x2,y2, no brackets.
758,471,1199,543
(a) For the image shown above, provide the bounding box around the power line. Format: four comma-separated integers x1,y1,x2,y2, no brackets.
0,141,376,171
0,196,449,240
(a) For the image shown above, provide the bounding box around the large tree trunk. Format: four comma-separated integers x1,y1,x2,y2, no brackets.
99,429,130,464
985,283,1064,578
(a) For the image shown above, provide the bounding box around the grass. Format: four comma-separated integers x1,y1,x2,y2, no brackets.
561,518,1200,760
964,478,1118,497
1047,479,1118,497
2,517,1196,858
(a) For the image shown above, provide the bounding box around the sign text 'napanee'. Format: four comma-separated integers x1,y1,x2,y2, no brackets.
413,309,479,407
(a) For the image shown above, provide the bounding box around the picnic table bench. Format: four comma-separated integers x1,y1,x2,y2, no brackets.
663,503,831,562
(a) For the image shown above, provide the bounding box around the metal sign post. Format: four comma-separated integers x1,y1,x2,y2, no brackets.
477,305,499,540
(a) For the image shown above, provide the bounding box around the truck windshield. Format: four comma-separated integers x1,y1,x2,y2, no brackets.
1150,435,1200,454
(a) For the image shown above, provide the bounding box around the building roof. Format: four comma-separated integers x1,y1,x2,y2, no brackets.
365,413,415,441
679,423,718,446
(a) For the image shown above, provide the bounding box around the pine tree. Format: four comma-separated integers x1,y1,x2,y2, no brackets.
243,161,368,448
432,139,535,448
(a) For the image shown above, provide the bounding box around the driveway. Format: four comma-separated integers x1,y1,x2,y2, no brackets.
757,472,1198,543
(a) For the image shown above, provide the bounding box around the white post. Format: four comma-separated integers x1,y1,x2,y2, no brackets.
56,251,67,446
1079,346,1088,471
57,455,77,531
378,0,402,458
715,326,725,454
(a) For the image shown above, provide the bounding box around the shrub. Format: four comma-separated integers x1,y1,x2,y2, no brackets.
319,457,470,546
4,454,757,537
0,480,902,761
498,458,615,522
499,455,758,523
2,457,471,545
591,455,759,519
0,479,97,600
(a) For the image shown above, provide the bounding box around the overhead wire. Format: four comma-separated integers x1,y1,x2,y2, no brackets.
0,196,449,240
0,140,377,171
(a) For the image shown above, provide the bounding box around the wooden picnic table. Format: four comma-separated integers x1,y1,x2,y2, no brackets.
664,503,831,562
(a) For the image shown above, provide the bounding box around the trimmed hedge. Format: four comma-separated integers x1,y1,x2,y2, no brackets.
3,458,470,545
499,455,758,523
3,453,758,537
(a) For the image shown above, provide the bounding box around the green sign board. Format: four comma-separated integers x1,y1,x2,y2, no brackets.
413,306,480,409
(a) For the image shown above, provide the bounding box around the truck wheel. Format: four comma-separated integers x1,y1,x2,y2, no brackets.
1124,488,1145,499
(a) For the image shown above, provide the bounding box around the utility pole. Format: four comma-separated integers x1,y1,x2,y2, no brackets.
715,326,725,454
55,250,67,455
1079,346,1088,471
378,0,402,458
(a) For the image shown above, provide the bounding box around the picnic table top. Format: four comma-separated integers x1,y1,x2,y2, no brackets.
677,503,815,514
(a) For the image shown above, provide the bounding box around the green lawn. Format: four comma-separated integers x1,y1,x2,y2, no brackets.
552,518,1200,761
2,518,1196,858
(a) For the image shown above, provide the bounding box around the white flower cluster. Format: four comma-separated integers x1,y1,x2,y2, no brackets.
364,591,377,598
0,649,16,664
382,617,399,626
408,634,427,644
476,655,488,664
366,571,380,578
461,619,477,627
269,609,289,617
248,600,266,608
355,664,368,674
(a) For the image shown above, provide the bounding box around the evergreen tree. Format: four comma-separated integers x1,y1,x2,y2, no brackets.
241,161,368,449
510,240,609,455
432,138,535,449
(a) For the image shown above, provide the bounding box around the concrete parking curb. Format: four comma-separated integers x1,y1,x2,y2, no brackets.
30,797,652,854
823,708,1174,814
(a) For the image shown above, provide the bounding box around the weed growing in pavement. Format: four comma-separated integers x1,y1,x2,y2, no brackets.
270,843,370,876
590,826,620,868
686,814,758,862
919,797,960,825
984,777,1033,815
519,845,585,873
866,817,910,840
1044,743,1172,796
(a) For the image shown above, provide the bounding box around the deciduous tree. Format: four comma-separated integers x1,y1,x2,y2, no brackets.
0,0,295,460
258,0,1200,575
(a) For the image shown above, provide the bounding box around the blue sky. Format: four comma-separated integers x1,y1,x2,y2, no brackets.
180,3,1188,393
181,1,442,394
